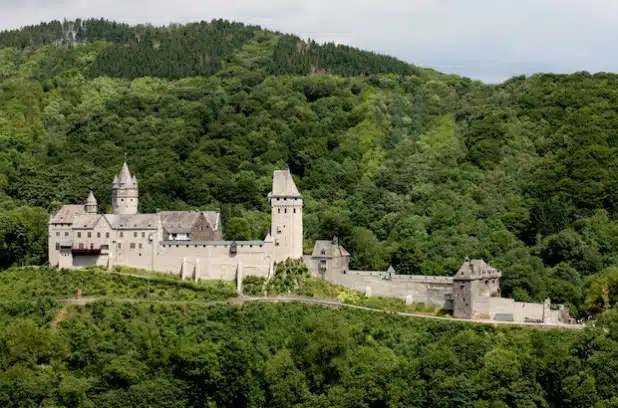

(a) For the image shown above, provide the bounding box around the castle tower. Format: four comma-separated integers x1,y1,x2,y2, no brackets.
112,162,138,215
85,190,98,214
270,169,303,262
452,258,502,320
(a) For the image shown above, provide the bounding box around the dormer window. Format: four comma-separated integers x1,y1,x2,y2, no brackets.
321,249,326,255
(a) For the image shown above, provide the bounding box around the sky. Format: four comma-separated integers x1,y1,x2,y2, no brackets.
1,0,617,83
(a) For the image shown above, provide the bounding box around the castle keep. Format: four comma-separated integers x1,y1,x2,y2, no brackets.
49,163,572,325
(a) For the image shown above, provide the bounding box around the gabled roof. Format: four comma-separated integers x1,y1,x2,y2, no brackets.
159,211,201,234
311,240,350,258
50,205,86,224
104,214,158,230
72,214,102,229
271,169,301,197
202,211,220,231
158,211,221,234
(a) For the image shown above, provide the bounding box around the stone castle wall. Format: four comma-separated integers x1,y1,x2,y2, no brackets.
311,268,455,310
153,241,273,280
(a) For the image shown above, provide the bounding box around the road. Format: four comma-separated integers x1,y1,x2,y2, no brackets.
59,293,585,330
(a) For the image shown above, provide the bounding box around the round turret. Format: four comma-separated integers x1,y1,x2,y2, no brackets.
85,190,98,214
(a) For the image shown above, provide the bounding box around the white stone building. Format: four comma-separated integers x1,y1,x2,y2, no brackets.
48,163,304,279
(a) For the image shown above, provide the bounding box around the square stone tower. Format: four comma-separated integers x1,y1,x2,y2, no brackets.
270,169,303,262
453,258,502,319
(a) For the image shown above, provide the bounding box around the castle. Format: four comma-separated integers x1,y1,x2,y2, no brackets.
49,163,572,325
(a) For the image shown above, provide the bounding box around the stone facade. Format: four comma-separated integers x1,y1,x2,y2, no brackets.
48,163,301,278
308,240,572,324
49,162,573,325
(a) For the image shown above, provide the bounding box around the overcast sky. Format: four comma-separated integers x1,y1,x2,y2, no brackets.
1,0,616,83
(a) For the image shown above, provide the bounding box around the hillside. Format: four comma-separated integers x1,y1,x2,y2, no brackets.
1,19,618,319
0,265,617,407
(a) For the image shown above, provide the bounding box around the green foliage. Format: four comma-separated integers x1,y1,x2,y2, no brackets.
0,266,236,303
242,276,266,296
0,264,617,407
1,19,618,318
266,259,311,294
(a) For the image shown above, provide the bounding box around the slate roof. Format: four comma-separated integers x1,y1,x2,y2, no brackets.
158,211,220,234
311,240,350,258
455,259,501,280
118,162,134,185
104,214,159,230
72,214,102,229
50,205,86,224
86,191,97,205
202,211,220,231
271,169,301,197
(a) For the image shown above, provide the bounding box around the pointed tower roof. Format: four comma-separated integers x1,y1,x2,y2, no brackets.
118,162,132,184
271,169,301,197
112,175,119,185
86,190,97,205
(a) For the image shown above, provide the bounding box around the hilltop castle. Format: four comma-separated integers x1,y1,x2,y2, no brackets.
49,163,572,325
49,163,303,279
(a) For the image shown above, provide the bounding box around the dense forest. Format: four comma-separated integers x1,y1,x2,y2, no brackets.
2,19,618,319
0,266,617,408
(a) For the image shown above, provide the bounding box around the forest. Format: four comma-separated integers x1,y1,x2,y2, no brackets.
2,19,618,320
0,265,616,408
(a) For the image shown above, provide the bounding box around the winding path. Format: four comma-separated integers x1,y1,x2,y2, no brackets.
58,293,585,330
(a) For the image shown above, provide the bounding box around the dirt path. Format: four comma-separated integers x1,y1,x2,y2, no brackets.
51,304,71,330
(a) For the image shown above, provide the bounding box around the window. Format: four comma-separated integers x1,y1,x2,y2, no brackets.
293,208,296,214
120,232,124,238
278,209,280,214
90,243,94,249
139,243,143,249
321,249,326,255
121,199,124,202
134,232,138,238
97,232,101,238
106,232,110,239
56,232,60,237
79,243,84,249
118,243,122,249
87,232,92,238
65,232,69,237
142,232,145,238
77,232,82,238
130,243,136,249
284,209,287,214
55,243,60,250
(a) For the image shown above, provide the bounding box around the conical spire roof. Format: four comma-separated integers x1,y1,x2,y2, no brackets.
86,190,97,205
118,162,132,184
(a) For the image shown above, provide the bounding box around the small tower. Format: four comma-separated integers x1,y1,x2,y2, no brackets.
452,258,502,320
270,169,303,262
85,190,98,214
112,162,138,215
